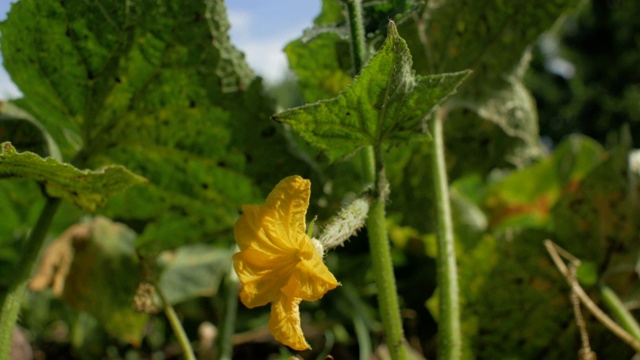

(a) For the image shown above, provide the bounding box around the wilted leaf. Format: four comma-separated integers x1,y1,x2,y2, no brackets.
31,217,147,345
0,142,145,211
274,21,469,162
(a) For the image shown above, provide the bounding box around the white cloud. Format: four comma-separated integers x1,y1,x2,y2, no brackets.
227,10,302,84
236,36,293,84
227,9,252,38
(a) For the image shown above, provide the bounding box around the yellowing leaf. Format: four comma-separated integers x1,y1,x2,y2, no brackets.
233,176,339,350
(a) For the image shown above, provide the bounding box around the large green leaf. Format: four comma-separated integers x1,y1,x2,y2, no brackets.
397,0,583,175
274,21,469,162
0,142,145,211
552,130,639,265
483,135,603,229
1,0,307,252
285,33,354,103
403,0,582,102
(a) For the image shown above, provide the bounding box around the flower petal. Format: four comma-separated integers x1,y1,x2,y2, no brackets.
234,204,288,255
233,249,297,308
262,176,310,250
281,237,339,301
268,295,310,351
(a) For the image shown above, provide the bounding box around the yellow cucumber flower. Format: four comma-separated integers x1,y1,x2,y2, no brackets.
233,175,339,350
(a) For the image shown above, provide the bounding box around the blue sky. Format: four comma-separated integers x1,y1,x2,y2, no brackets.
0,0,321,99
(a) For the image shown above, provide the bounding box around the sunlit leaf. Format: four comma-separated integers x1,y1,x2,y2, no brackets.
274,22,469,162
1,0,308,252
484,135,603,229
0,142,145,211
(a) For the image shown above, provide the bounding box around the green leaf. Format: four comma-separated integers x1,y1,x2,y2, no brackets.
397,0,583,175
273,21,470,162
552,130,638,265
0,142,145,211
444,78,543,178
1,0,309,252
402,0,582,102
484,135,603,229
0,102,60,159
285,33,354,103
157,245,231,305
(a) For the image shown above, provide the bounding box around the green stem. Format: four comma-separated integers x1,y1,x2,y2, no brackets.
343,0,376,186
431,110,461,359
344,0,367,74
0,197,61,358
154,282,196,360
366,148,408,360
217,260,239,360
600,284,640,342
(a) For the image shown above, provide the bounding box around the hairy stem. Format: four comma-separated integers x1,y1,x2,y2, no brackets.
343,0,376,186
431,110,461,359
366,148,408,360
154,282,196,360
0,197,61,358
345,1,406,358
344,0,367,74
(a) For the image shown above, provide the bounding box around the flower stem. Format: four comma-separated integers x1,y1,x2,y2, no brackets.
0,197,61,358
153,282,196,360
217,258,239,360
431,110,461,359
366,148,408,360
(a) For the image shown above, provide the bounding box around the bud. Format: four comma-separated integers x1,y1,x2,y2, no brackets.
318,197,370,253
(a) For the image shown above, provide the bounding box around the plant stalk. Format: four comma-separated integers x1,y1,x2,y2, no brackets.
344,0,367,74
343,0,376,186
154,282,196,360
366,148,408,360
431,110,461,359
217,258,239,360
0,197,61,358
600,284,640,342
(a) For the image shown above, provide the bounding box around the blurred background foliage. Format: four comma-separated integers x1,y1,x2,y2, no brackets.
1,0,639,359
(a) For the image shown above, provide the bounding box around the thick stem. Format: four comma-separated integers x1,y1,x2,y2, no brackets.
0,197,61,358
154,282,196,360
366,148,408,360
431,111,461,359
